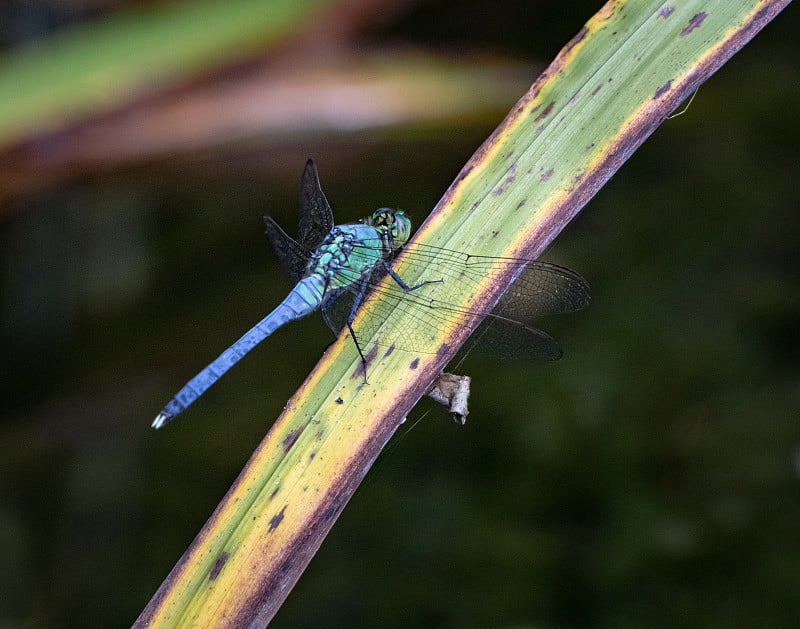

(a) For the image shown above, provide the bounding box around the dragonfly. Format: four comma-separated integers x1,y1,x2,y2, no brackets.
152,160,590,428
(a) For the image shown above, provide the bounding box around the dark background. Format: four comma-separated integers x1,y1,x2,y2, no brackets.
1,1,798,627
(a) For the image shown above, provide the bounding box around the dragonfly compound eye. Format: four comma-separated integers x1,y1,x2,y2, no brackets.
391,211,411,246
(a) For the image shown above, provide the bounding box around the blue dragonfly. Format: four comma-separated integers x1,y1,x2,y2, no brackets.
152,160,589,428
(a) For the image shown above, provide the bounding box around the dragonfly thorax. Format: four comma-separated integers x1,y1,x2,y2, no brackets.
308,229,356,279
305,223,387,290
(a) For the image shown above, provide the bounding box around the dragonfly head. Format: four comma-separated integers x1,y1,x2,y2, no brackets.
367,208,411,250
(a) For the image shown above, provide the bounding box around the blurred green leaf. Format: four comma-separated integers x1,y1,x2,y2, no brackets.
0,0,328,150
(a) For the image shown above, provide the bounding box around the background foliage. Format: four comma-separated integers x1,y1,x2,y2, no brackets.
1,1,798,627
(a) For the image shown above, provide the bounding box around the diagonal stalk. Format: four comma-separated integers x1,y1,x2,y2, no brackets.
136,1,792,626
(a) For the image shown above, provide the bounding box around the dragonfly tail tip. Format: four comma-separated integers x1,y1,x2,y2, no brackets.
152,412,173,429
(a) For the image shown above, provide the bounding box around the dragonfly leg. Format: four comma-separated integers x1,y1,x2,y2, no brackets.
347,275,371,383
347,320,369,384
382,262,443,292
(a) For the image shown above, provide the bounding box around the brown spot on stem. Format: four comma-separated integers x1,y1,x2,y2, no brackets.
268,505,287,532
680,12,707,36
540,168,554,182
351,344,379,381
534,101,555,122
322,491,348,523
659,6,675,18
453,164,473,186
282,428,301,452
209,551,230,581
654,80,672,99
565,26,589,52
409,358,419,370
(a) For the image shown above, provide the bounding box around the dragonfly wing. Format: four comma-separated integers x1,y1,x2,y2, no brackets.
298,159,335,251
465,316,562,361
492,261,591,322
318,242,589,361
263,214,310,284
321,287,353,335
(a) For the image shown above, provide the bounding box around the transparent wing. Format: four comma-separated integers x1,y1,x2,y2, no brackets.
461,261,591,359
325,241,590,359
466,317,563,361
492,262,591,321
